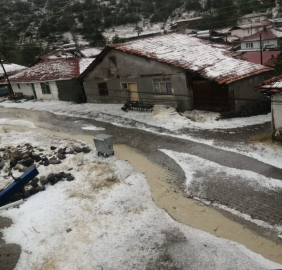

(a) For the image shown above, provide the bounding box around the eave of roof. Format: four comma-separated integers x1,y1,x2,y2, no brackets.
255,74,282,94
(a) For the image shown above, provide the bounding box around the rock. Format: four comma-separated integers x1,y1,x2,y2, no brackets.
74,147,81,153
63,172,71,178
26,145,33,150
31,153,40,159
14,164,20,170
81,147,91,153
25,143,30,146
23,190,30,198
68,168,73,171
47,173,55,183
21,158,34,167
67,175,75,181
41,157,48,162
66,228,72,233
66,150,74,154
44,160,49,166
31,181,38,188
9,160,17,168
57,153,66,160
0,148,5,151
37,186,45,192
40,176,48,186
22,153,29,159
10,193,21,202
39,161,44,165
0,161,5,169
29,188,38,195
32,177,39,183
14,154,23,161
58,148,66,154
56,172,65,179
38,148,44,152
49,159,61,165
50,146,57,150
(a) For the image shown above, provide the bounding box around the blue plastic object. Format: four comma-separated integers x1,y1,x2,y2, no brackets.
0,167,39,206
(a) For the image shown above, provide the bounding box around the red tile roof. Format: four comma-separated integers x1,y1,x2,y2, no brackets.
242,28,282,42
255,74,282,94
241,51,280,66
3,58,93,83
109,33,272,84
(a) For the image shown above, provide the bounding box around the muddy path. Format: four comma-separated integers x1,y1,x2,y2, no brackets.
0,107,282,265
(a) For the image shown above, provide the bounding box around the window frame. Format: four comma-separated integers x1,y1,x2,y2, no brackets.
246,42,253,48
40,82,51,95
152,77,172,95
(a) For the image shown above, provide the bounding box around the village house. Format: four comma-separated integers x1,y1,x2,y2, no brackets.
80,33,272,114
1,57,93,102
255,75,282,141
241,28,282,50
176,17,203,34
238,13,268,25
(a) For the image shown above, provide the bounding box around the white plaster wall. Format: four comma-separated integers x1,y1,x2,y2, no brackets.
272,94,282,138
11,83,33,96
241,39,277,50
34,81,59,100
240,15,267,24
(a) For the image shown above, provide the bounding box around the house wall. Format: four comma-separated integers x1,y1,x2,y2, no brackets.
83,49,192,109
231,25,272,38
34,81,59,100
271,93,282,141
241,39,278,50
239,15,267,25
56,79,85,102
11,83,34,97
228,74,269,115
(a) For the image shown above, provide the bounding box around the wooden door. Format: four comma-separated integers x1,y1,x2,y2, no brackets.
128,83,139,101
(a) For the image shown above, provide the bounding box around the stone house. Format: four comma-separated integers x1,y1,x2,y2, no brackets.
80,33,273,114
255,75,282,141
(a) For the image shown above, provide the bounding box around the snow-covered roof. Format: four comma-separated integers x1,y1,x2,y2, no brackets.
255,74,282,94
0,63,26,77
3,58,94,83
108,33,272,84
176,17,203,23
80,47,102,58
242,28,282,42
239,13,267,19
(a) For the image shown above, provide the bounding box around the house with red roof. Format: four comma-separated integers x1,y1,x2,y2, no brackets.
1,57,94,102
241,28,282,51
255,75,282,141
81,33,273,114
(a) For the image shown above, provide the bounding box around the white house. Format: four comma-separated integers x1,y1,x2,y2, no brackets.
255,74,282,141
238,13,267,25
0,57,93,102
241,28,282,50
230,19,274,39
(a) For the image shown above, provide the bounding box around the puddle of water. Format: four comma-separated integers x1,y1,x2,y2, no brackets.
1,122,282,264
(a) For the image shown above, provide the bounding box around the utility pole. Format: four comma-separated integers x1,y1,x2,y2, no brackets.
260,34,263,65
0,58,15,99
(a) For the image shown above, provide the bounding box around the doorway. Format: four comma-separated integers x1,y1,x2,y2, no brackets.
128,83,139,101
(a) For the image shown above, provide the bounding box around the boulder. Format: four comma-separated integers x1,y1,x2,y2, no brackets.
29,187,38,195
21,158,34,167
31,181,39,188
40,176,48,186
10,193,21,202
47,173,55,183
67,150,74,154
22,153,29,159
44,160,50,166
23,190,30,198
10,159,17,168
56,172,65,179
49,159,61,165
67,175,75,181
0,161,5,169
57,153,66,160
74,147,81,153
14,154,23,161
81,147,91,153
32,177,39,183
50,146,57,150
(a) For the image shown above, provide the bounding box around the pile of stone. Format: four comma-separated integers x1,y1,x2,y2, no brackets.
0,143,91,204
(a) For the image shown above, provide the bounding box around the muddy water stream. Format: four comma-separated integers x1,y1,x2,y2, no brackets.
1,122,282,264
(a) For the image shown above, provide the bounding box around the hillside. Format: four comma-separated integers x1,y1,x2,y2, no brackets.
0,0,280,65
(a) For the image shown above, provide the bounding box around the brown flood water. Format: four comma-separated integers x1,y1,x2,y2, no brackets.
1,123,282,264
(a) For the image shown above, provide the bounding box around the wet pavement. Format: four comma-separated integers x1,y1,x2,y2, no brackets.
1,107,282,240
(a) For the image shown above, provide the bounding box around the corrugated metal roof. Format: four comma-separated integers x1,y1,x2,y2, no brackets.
109,33,272,84
3,58,93,83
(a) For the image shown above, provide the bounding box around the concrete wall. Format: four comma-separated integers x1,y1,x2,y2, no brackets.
11,83,34,97
228,74,269,115
241,39,277,50
272,94,282,141
83,49,192,109
34,81,59,100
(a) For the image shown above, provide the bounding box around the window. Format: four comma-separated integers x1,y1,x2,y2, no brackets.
120,83,128,90
40,82,51,94
246,42,253,48
98,82,109,96
108,57,117,70
153,78,172,94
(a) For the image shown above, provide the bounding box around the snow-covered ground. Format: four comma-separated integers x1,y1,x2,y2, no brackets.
0,131,281,269
1,99,281,170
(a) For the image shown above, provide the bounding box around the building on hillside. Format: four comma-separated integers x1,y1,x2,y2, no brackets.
241,51,280,66
241,28,282,51
80,33,273,115
238,13,267,25
229,19,274,39
255,75,282,141
176,17,202,33
0,57,94,102
46,46,102,59
0,63,26,96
